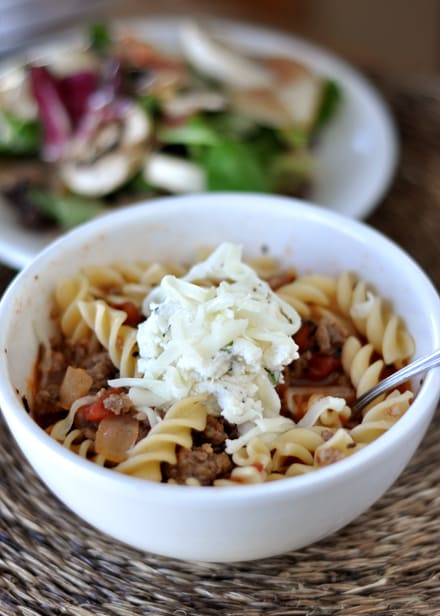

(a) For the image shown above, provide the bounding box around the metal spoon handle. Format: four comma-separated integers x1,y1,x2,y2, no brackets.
351,348,440,416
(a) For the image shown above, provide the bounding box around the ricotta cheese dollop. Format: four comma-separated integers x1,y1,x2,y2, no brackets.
124,243,301,449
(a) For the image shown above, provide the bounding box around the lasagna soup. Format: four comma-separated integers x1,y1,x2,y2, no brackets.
31,243,415,485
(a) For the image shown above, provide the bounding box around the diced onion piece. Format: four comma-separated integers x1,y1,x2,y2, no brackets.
95,415,139,463
179,21,271,88
59,366,93,410
144,152,205,193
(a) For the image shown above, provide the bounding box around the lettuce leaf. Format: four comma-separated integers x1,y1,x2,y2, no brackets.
31,190,105,228
0,111,41,155
315,79,341,130
158,116,220,146
201,140,270,192
89,22,112,54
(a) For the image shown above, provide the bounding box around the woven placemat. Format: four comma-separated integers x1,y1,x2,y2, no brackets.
1,74,440,615
1,410,439,615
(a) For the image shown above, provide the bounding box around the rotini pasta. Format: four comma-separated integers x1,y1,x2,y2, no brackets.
55,274,92,341
32,246,416,487
351,390,413,443
61,428,107,466
49,394,108,465
277,275,335,317
78,300,138,378
214,465,267,486
115,396,209,481
342,336,384,397
335,272,415,364
269,428,325,476
232,436,272,471
84,261,187,305
314,428,360,467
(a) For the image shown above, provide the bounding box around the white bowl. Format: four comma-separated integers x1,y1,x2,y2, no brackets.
0,193,439,563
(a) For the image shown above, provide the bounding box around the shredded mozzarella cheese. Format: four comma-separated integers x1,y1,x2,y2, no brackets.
124,243,300,443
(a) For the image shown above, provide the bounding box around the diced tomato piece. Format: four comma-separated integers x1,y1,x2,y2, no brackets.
77,399,114,422
252,463,264,473
307,355,341,381
77,387,125,422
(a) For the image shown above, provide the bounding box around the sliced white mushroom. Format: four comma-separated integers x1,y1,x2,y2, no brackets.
61,148,144,197
143,152,205,194
145,68,188,99
47,48,100,77
179,21,272,88
61,104,151,197
229,88,293,129
0,64,38,120
162,90,227,118
122,104,152,147
263,57,310,85
278,72,324,128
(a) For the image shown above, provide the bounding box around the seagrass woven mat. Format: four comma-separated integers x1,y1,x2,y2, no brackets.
1,73,440,616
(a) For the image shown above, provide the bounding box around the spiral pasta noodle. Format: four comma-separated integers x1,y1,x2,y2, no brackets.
214,465,267,486
196,246,291,283
314,428,360,466
246,255,289,281
78,300,139,378
84,261,187,305
351,390,413,443
277,275,336,317
48,394,108,465
61,428,106,466
81,265,125,289
336,272,415,364
269,428,325,477
55,274,93,341
115,396,209,481
342,336,384,397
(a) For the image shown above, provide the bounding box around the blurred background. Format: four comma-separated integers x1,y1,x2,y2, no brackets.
1,0,439,76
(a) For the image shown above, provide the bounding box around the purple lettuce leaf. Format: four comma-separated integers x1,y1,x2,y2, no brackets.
29,65,71,162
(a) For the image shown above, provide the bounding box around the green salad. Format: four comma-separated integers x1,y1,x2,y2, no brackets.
0,21,341,229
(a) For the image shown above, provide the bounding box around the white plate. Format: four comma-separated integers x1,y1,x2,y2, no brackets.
0,16,398,269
